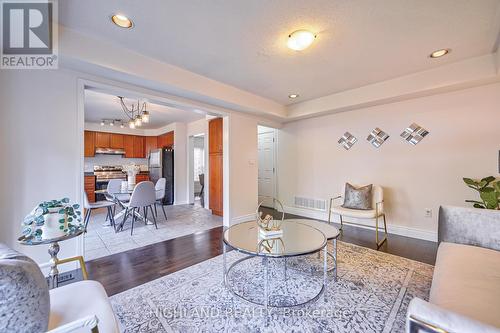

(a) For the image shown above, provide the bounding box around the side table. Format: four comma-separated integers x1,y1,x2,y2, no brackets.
18,228,88,289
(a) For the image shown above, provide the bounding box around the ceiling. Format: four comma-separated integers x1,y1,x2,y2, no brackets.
60,0,500,105
84,89,204,129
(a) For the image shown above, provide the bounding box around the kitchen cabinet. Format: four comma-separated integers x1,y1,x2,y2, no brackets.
209,118,223,154
158,131,174,148
136,173,150,183
95,132,111,148
144,136,158,156
124,135,135,158
84,175,96,203
109,133,124,149
84,131,95,157
209,118,223,216
133,136,145,158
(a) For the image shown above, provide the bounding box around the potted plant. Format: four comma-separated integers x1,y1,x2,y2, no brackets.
463,176,500,210
22,198,83,241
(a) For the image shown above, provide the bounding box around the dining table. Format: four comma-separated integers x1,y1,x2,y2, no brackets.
95,187,155,232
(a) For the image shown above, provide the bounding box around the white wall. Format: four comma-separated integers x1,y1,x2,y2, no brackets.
226,113,259,224
0,69,82,269
278,83,500,241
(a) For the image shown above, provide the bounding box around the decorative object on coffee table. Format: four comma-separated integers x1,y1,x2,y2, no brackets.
367,127,390,148
338,132,357,150
400,123,429,145
256,198,285,238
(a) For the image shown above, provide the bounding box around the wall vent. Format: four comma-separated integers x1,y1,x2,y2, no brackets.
294,196,327,211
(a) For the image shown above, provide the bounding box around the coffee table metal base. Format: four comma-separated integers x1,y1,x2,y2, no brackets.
223,244,328,312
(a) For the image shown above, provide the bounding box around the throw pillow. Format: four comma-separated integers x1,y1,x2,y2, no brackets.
342,183,373,210
0,243,50,333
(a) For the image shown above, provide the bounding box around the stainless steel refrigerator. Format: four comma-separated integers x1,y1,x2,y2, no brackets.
148,148,174,205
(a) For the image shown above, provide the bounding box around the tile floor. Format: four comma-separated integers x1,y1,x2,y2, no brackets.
84,203,223,261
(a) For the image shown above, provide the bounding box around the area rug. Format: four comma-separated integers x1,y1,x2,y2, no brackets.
110,242,433,332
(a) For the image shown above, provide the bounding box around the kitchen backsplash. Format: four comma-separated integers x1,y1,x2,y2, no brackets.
84,154,148,172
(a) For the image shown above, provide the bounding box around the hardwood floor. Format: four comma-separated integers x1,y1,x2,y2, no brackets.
87,213,437,296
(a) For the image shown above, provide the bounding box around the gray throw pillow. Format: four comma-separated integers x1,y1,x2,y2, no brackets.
342,183,373,210
0,243,50,333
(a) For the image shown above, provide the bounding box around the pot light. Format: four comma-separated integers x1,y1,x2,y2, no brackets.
430,49,450,58
288,94,299,99
111,14,133,29
100,120,105,126
287,30,316,51
120,123,125,128
109,120,114,126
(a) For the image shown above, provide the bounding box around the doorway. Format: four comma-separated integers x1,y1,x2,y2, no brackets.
188,134,206,208
258,126,276,208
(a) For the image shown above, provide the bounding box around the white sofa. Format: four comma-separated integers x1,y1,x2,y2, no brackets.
407,206,500,332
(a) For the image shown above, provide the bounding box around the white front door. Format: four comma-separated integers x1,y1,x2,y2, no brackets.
258,129,275,208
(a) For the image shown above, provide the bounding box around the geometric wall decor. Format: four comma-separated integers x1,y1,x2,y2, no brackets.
338,132,358,150
400,123,429,145
366,128,390,148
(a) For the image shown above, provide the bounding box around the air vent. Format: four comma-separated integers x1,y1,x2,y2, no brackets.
294,196,327,211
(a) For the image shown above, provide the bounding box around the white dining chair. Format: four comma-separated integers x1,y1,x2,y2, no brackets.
121,181,157,235
83,192,117,232
106,179,130,203
154,178,168,220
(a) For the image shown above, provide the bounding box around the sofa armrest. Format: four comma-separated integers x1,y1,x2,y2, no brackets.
407,298,500,333
46,315,99,333
438,206,500,251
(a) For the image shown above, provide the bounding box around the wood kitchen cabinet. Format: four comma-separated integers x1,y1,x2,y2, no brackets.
158,131,174,148
133,136,145,158
84,131,95,157
209,118,223,154
136,173,150,183
144,136,158,156
209,118,223,216
123,135,134,158
109,133,124,149
84,175,96,203
95,132,111,148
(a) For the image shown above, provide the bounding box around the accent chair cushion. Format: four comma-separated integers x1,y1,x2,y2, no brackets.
48,280,120,333
331,206,380,219
0,243,50,333
342,183,373,210
430,242,500,328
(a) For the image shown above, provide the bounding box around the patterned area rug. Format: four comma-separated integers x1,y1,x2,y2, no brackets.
110,242,433,332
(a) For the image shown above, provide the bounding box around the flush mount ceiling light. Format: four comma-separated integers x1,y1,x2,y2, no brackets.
287,30,316,51
430,49,450,58
288,94,299,99
111,14,133,29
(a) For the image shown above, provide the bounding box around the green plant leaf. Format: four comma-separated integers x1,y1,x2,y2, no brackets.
480,176,496,183
463,178,478,186
465,200,484,204
473,203,485,209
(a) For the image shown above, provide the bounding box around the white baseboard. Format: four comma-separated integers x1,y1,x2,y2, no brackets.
231,213,255,225
283,205,437,242
174,200,189,205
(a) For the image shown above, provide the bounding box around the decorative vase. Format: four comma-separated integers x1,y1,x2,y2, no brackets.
41,208,67,240
127,173,136,191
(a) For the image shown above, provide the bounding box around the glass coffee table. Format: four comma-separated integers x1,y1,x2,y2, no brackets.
223,220,329,316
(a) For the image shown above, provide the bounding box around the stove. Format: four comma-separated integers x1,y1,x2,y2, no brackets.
93,165,126,183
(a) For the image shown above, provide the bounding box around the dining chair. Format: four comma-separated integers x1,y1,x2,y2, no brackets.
154,178,168,220
104,179,130,219
121,181,157,235
83,192,117,232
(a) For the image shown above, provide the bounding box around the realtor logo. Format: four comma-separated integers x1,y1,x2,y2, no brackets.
1,0,58,69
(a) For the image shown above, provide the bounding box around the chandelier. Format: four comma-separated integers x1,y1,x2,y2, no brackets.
118,96,150,129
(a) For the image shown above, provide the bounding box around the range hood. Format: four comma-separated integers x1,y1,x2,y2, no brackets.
95,147,125,155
